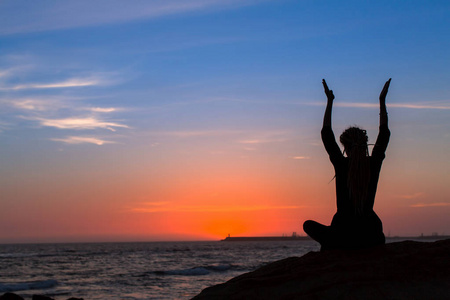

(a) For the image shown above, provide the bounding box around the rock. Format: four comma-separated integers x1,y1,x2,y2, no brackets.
192,239,450,300
0,293,24,300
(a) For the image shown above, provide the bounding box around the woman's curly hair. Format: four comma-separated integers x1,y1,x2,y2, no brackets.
340,127,370,215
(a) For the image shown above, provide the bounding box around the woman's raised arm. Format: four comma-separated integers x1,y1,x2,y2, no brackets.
322,79,335,128
321,79,342,161
372,79,391,159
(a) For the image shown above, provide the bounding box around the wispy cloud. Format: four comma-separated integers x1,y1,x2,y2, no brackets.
51,136,115,145
3,97,123,114
410,202,450,208
397,192,425,199
4,98,64,112
33,117,129,131
238,131,291,144
293,156,310,160
239,139,263,144
0,0,265,35
238,138,289,145
1,94,128,138
1,77,103,91
129,202,302,213
87,107,119,113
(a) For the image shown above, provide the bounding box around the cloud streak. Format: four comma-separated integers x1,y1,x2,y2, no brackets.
410,202,450,208
1,78,103,91
2,97,123,115
34,117,129,131
238,131,291,144
51,136,115,145
87,107,119,113
3,97,66,112
397,192,425,199
239,138,289,144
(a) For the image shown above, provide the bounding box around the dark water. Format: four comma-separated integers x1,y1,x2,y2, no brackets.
0,240,320,299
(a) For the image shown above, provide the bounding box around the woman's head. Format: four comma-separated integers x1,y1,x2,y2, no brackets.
340,127,368,157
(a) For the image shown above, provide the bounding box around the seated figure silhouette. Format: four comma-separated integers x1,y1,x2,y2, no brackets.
303,78,391,250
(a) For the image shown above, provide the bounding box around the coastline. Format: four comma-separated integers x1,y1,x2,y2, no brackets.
221,236,311,242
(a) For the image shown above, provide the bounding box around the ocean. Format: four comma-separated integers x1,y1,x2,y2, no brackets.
0,240,320,299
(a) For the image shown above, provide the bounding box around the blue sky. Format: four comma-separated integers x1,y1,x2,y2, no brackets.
1,0,449,242
2,0,449,144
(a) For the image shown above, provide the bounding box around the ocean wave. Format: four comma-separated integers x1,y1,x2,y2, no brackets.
154,264,233,276
0,253,40,258
159,267,210,276
0,252,64,259
0,279,58,292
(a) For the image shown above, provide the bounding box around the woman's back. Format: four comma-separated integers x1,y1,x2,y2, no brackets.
321,125,390,214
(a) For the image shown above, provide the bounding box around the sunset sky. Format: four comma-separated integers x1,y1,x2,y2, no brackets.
1,0,449,243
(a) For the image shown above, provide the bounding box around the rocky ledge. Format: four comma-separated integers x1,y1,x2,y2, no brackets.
193,239,450,300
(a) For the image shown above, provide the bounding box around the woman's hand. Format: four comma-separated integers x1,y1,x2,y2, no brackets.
322,79,334,127
322,79,335,102
379,78,390,126
379,78,391,103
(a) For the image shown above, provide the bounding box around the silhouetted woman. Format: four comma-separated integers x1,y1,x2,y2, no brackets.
303,78,391,250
